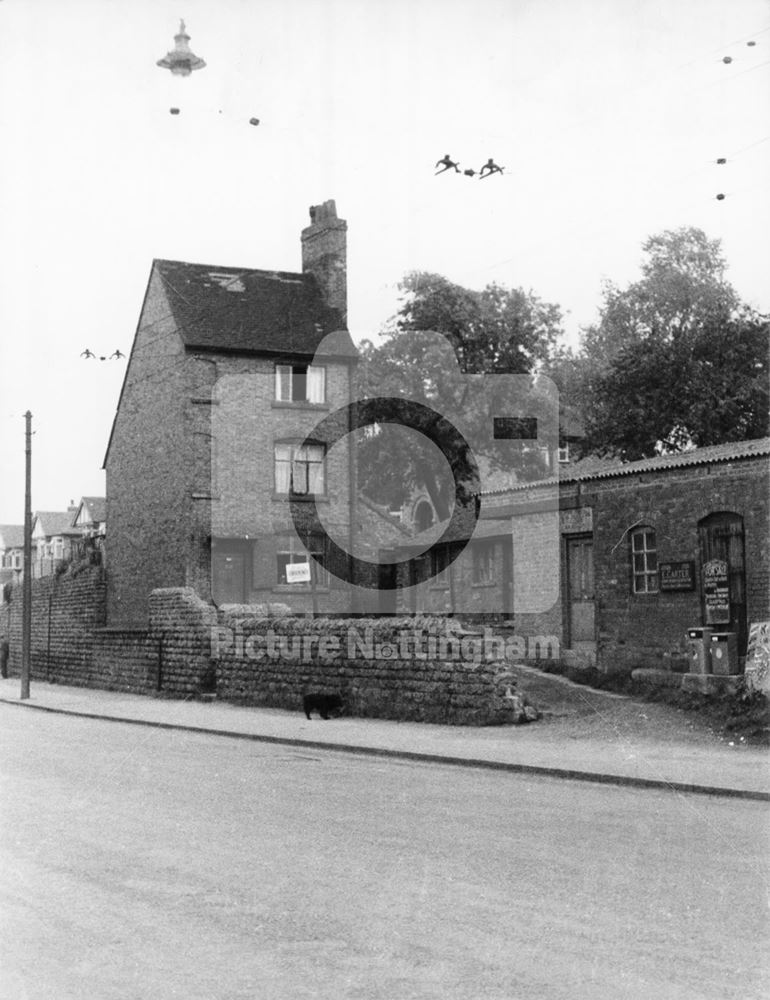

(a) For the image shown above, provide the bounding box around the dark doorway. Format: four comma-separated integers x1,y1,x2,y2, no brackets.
698,513,747,654
212,542,249,605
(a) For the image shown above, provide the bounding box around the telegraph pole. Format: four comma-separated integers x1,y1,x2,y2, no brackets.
21,411,32,700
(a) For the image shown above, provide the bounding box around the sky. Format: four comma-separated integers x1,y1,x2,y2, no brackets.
0,0,768,524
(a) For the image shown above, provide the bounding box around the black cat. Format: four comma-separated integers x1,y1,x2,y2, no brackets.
303,692,344,720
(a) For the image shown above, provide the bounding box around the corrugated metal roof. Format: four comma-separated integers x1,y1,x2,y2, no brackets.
154,259,358,358
483,436,770,494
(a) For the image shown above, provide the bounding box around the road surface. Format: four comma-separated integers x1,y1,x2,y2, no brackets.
0,704,767,999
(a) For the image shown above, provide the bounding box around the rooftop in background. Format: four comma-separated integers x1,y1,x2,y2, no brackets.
32,511,81,537
0,526,25,549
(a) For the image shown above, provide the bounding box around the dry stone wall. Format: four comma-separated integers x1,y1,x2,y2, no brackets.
0,580,523,725
211,611,519,725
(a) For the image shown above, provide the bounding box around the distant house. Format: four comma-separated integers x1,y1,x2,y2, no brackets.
0,525,25,587
72,497,106,538
31,508,80,578
104,200,361,625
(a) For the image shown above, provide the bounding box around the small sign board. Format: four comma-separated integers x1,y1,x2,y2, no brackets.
703,559,730,624
285,561,311,584
659,561,695,592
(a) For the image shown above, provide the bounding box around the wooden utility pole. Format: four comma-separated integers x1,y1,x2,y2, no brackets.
21,411,32,699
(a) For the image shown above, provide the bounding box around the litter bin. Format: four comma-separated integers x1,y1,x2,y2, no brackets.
709,632,739,675
686,627,713,674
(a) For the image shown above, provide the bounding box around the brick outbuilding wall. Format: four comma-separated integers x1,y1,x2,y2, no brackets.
591,458,769,671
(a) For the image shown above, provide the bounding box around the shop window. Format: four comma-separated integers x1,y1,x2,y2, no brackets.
631,527,658,593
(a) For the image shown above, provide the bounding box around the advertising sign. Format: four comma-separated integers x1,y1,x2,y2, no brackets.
703,559,730,624
659,561,695,592
285,561,312,584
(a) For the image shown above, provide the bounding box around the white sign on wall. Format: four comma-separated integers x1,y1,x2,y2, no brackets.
285,561,312,584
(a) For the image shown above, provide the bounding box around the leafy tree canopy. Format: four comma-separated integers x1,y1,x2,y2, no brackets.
553,227,769,460
356,273,564,518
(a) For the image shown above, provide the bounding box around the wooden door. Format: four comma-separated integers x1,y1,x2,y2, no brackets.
567,536,595,654
212,550,246,605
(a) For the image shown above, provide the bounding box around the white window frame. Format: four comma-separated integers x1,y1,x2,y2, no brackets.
631,527,658,594
275,364,326,404
276,534,329,587
274,441,326,496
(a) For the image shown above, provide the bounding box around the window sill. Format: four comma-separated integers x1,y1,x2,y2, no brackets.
272,493,329,503
272,401,330,411
471,581,496,588
273,584,330,593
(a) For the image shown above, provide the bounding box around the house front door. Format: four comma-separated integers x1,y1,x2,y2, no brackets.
212,550,247,605
567,535,596,662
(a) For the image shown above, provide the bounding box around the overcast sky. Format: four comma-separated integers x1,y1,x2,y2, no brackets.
0,0,768,524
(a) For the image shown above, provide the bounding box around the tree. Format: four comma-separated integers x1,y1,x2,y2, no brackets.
561,227,769,460
355,273,564,517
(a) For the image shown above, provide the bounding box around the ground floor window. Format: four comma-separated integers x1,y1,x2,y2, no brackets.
276,533,329,587
631,526,658,593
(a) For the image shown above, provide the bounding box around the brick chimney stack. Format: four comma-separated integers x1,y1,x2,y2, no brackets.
301,200,347,328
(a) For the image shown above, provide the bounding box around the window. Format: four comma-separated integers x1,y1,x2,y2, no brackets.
430,545,451,587
274,442,326,495
275,364,325,403
631,527,658,593
558,443,570,464
276,534,329,587
472,542,495,584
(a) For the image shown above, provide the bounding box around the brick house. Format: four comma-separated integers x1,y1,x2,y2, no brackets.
104,200,360,626
389,437,770,671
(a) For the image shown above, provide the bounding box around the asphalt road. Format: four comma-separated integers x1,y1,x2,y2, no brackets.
0,705,768,1000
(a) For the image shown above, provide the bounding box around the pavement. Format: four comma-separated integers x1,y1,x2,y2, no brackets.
1,675,768,801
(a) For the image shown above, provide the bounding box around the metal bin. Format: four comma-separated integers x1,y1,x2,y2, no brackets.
709,632,739,675
686,627,713,674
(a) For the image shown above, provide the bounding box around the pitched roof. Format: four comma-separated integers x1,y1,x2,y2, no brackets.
33,511,79,537
0,525,24,549
154,259,358,358
483,436,770,494
77,497,106,523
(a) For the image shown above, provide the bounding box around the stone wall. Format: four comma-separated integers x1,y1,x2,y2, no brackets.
0,568,107,683
211,611,518,725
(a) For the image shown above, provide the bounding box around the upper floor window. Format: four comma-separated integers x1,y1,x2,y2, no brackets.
274,441,326,495
558,443,570,464
631,527,658,593
275,364,325,404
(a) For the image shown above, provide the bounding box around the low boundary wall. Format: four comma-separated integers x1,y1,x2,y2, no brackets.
1,585,521,725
